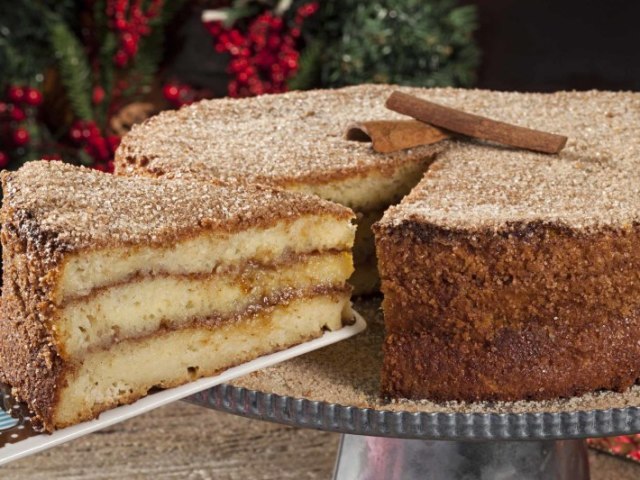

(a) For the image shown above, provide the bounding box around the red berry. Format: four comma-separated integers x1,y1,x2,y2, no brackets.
228,80,239,97
298,3,319,17
24,88,43,106
92,86,106,104
0,102,8,115
270,17,283,30
8,86,25,103
162,83,180,101
87,121,101,138
122,33,138,56
82,126,93,139
115,18,128,30
70,125,83,143
268,35,281,49
107,135,121,152
237,71,249,83
10,106,26,121
93,162,107,172
106,161,115,173
207,22,222,35
131,5,142,20
0,151,8,169
229,29,244,45
114,50,128,67
94,138,110,160
12,127,29,146
283,35,295,46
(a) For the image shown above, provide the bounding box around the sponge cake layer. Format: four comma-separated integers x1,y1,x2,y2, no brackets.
58,214,354,301
58,251,352,357
52,294,351,429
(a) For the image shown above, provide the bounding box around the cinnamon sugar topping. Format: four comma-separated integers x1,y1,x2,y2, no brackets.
115,85,444,186
1,161,352,252
381,89,640,230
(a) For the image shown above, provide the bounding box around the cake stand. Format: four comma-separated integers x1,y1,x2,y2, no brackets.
188,384,640,479
186,297,640,479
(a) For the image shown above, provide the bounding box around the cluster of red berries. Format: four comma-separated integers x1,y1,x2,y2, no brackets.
587,436,640,461
205,2,319,97
69,120,120,172
107,0,163,68
0,85,44,168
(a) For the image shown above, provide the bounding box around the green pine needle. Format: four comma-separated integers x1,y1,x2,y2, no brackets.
48,17,94,120
314,0,480,89
288,40,323,91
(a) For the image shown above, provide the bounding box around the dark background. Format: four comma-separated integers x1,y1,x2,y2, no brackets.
466,0,640,91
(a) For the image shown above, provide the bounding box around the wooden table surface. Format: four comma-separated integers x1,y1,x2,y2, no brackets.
3,401,639,479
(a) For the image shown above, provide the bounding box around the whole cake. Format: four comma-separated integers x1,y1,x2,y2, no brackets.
0,161,355,431
118,84,640,404
114,85,443,294
374,89,640,401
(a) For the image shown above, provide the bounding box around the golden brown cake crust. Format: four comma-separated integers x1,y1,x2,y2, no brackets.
0,221,64,429
375,219,640,401
374,88,640,402
1,161,353,255
114,85,443,187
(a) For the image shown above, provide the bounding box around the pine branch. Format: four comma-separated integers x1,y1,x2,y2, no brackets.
48,15,94,120
123,0,187,99
97,32,117,126
288,39,323,90
315,0,480,88
0,2,56,88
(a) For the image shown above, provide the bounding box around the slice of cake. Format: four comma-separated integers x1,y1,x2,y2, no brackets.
375,89,640,402
0,161,355,431
114,85,444,294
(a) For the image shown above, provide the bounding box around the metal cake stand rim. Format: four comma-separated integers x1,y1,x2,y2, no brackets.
186,384,640,441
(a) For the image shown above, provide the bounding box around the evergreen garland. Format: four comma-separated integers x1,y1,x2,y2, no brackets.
48,15,94,120
123,7,172,98
92,0,116,126
296,0,479,89
287,39,322,91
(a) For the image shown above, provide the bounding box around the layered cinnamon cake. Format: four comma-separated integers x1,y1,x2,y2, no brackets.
114,85,444,294
375,89,640,402
0,161,355,431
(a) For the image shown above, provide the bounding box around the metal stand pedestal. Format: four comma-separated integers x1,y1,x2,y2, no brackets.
333,435,589,480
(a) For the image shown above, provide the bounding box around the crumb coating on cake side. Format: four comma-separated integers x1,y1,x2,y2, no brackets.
375,89,640,402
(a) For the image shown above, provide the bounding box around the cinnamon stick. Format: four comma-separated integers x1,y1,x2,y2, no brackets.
346,120,448,153
386,91,568,154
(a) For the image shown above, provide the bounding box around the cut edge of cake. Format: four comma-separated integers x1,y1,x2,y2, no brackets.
0,161,356,431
